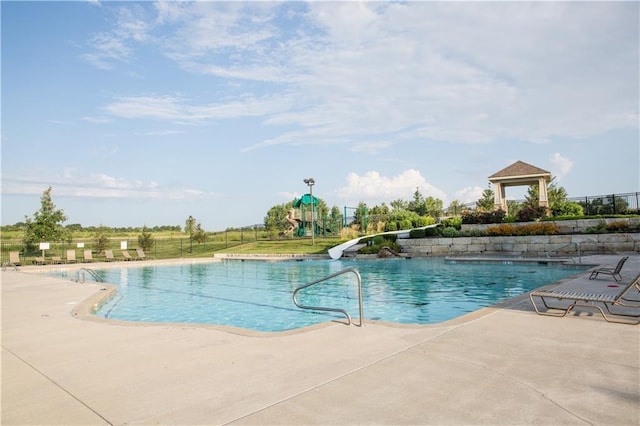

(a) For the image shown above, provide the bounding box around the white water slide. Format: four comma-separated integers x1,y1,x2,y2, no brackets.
328,224,439,260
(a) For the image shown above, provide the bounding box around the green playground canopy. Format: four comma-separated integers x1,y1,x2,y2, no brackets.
293,194,318,207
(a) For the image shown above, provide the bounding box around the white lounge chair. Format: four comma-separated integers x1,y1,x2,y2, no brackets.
135,248,146,260
530,273,640,324
104,250,116,262
83,250,94,263
66,250,77,264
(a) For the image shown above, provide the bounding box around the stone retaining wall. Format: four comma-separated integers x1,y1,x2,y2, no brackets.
398,233,640,257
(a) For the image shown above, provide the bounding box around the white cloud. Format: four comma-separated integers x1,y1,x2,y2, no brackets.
0,172,218,201
336,169,447,205
455,186,485,204
103,94,290,123
89,2,637,150
82,116,112,124
349,141,393,155
549,152,574,180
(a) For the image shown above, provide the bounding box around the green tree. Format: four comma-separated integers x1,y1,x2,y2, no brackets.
476,188,495,212
525,177,566,209
424,196,443,218
23,187,69,250
264,202,292,235
93,226,111,255
446,200,465,216
185,215,196,252
193,223,207,244
390,199,408,211
138,226,155,252
329,206,343,231
408,187,426,215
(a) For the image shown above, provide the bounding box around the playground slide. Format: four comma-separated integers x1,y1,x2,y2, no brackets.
328,224,439,260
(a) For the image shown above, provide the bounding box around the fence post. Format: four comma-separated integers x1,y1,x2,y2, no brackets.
611,194,616,214
585,197,589,215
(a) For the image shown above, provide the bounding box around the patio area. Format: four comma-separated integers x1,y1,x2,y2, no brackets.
2,255,639,425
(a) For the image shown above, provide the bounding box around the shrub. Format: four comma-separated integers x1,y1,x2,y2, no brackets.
414,216,432,227
461,209,506,224
606,221,629,233
516,206,547,222
486,224,517,236
440,216,462,230
424,226,439,237
525,223,560,235
464,229,486,237
359,235,400,254
485,223,559,236
585,220,608,234
409,229,426,238
440,226,460,238
551,201,584,217
399,219,413,230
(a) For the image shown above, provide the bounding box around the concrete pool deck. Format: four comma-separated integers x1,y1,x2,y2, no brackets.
2,255,639,425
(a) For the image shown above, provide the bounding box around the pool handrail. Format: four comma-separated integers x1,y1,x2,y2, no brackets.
75,268,104,283
292,267,364,327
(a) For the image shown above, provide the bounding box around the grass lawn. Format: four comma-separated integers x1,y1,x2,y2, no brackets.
216,238,344,255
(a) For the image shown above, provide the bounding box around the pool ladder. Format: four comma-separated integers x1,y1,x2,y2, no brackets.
75,268,104,283
293,267,364,327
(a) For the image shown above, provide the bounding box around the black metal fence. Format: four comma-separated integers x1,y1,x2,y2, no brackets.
445,192,639,216
568,192,639,215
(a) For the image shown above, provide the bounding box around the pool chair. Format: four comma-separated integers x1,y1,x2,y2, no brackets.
8,251,21,266
66,249,77,264
104,249,116,262
121,250,133,261
33,256,46,265
529,273,640,324
83,250,94,263
135,248,146,260
51,256,64,264
589,256,629,281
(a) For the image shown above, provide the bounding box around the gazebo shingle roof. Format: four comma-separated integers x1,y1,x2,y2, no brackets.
489,160,551,179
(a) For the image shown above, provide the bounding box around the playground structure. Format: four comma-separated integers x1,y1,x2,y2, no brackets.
282,194,340,237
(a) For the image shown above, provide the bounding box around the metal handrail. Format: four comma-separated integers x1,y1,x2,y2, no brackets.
546,242,582,264
75,268,103,283
292,267,364,327
1,262,18,271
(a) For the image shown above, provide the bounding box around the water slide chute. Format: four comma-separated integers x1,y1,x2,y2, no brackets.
328,224,439,260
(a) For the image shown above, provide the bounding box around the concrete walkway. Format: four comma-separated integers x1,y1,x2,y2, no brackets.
2,255,639,425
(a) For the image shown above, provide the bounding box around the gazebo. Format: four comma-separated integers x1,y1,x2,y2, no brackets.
488,160,551,213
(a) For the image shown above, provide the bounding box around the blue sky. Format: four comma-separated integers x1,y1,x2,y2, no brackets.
2,1,638,231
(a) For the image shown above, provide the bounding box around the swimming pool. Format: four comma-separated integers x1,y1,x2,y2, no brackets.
62,258,585,332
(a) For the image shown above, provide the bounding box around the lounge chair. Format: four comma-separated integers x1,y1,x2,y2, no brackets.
51,256,64,264
589,256,628,281
66,249,77,264
529,273,640,324
135,248,146,260
83,250,94,263
121,250,133,261
8,251,21,266
33,256,46,265
104,249,116,262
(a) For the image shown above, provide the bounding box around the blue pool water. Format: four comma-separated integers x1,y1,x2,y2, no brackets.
58,258,584,331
